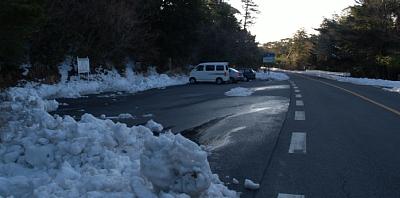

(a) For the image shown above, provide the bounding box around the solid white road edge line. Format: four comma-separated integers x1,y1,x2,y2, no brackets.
288,132,307,154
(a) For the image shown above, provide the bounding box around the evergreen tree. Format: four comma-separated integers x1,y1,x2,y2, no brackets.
0,0,45,71
241,0,259,30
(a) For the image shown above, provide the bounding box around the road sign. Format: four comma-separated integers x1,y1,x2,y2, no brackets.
263,53,276,64
77,57,90,74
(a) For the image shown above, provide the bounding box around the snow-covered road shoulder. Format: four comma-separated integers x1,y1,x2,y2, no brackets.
299,70,400,94
21,69,188,99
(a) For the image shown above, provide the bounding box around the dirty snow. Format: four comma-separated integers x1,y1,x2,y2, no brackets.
225,87,254,97
244,179,260,190
256,71,290,81
0,72,237,197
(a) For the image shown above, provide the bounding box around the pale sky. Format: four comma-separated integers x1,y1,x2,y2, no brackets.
228,0,356,43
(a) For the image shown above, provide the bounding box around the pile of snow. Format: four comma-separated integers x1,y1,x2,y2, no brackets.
19,68,187,99
0,82,237,197
256,72,290,81
244,179,260,190
225,87,254,97
299,70,400,94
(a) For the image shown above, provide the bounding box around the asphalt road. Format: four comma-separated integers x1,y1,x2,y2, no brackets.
54,74,400,197
255,73,400,198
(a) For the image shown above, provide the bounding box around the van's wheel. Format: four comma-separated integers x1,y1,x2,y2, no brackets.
189,77,197,84
216,78,223,85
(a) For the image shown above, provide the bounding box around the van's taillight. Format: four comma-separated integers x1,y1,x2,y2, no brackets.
224,72,227,76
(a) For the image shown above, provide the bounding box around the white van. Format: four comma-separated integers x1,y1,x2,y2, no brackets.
189,62,230,84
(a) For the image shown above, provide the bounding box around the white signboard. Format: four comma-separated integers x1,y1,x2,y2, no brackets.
263,53,276,64
77,57,90,74
263,57,275,63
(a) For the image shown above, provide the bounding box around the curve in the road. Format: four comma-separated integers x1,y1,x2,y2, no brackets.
297,74,400,117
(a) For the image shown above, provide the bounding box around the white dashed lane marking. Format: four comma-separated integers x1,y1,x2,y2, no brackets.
288,132,307,154
283,81,306,196
296,100,304,106
295,111,305,120
278,193,305,198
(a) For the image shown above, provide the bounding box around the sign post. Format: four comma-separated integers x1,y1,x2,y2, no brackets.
263,53,276,74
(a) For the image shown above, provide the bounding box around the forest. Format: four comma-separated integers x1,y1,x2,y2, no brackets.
1,0,400,88
263,0,400,80
0,0,261,87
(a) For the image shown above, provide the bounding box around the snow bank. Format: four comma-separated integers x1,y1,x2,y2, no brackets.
0,81,237,197
303,70,351,77
256,72,290,81
299,70,400,94
18,69,187,99
225,87,254,97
